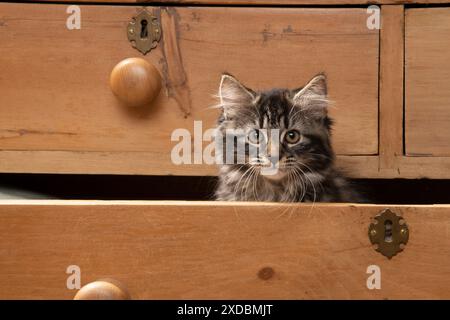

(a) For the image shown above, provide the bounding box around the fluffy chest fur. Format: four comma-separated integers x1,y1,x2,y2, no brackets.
216,164,357,202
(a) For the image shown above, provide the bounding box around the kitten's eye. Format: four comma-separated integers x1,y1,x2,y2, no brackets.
247,129,263,145
285,130,301,144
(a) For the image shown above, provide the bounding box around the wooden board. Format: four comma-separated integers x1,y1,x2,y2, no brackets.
0,151,383,177
405,8,450,156
0,4,379,171
2,151,450,179
0,200,449,299
379,6,404,172
26,0,450,5
397,156,450,178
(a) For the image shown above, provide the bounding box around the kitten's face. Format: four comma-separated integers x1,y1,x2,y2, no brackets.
217,73,334,182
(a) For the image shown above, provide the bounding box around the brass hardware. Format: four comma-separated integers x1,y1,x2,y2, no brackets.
127,10,161,55
368,208,409,259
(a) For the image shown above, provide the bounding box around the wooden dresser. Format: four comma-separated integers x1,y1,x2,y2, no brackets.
0,0,450,299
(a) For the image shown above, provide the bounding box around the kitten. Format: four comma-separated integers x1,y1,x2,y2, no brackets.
214,73,359,203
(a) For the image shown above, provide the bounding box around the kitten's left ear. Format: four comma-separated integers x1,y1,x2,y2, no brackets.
292,74,328,117
293,74,327,99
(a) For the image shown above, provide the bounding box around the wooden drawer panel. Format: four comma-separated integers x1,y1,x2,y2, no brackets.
0,201,449,299
28,0,450,4
406,8,450,156
0,4,379,175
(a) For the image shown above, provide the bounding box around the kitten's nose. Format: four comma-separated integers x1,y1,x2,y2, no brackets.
269,156,279,167
267,136,280,163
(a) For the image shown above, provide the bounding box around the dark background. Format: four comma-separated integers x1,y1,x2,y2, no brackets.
1,173,449,204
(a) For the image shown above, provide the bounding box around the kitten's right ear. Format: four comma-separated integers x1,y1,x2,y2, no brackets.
218,73,256,118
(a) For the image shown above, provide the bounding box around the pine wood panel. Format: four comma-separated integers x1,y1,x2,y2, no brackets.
379,6,404,173
0,151,383,177
397,156,450,178
405,8,450,156
27,0,450,4
0,4,379,172
0,201,449,299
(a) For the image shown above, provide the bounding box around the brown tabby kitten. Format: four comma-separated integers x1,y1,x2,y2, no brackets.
214,73,359,202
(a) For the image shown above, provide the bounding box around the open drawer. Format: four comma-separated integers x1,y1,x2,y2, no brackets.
0,200,449,299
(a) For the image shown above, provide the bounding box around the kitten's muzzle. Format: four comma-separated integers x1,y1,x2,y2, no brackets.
249,157,273,167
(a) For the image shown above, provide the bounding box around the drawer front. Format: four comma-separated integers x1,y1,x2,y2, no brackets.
0,4,379,174
406,8,450,156
0,201,449,299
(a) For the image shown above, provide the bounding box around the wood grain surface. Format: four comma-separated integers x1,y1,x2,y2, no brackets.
379,6,404,173
25,0,450,5
406,8,450,156
0,201,449,299
0,151,383,177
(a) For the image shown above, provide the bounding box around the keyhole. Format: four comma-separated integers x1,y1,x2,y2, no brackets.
384,220,393,243
140,19,148,39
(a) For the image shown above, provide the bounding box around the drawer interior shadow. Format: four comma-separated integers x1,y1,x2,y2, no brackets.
1,174,450,204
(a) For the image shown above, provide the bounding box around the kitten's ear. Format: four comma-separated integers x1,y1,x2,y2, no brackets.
292,74,328,117
218,73,256,118
293,73,327,100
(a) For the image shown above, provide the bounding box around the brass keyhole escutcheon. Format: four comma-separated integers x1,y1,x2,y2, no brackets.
368,209,409,259
127,9,161,55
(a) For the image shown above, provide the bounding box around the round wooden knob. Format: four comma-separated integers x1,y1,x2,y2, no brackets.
110,57,162,107
74,280,130,300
